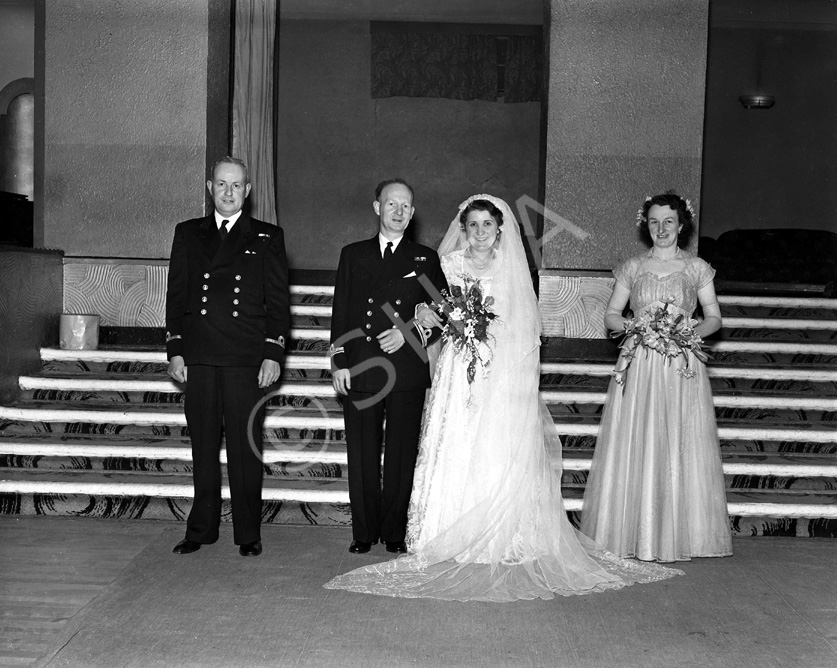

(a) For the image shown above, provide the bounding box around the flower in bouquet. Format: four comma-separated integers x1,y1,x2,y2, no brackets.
611,301,710,386
435,276,498,384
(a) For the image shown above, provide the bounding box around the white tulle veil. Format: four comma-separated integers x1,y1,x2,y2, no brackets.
429,194,542,381
323,194,683,601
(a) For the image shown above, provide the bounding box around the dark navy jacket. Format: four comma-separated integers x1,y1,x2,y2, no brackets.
165,214,290,367
330,236,447,393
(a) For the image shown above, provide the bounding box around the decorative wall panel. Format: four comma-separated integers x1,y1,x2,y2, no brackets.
63,260,168,327
539,272,614,338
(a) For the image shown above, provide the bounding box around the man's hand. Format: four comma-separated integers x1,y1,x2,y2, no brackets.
258,359,281,388
332,368,351,395
377,327,405,355
168,356,187,383
415,304,444,330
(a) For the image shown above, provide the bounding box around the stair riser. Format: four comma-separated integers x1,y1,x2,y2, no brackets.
720,306,837,318
41,351,837,376
0,456,346,479
541,374,837,394
18,390,836,423
3,456,832,493
550,404,836,422
23,390,345,411
23,371,837,397
560,435,837,455
0,421,346,442
4,422,835,455
3,419,835,455
1,492,834,537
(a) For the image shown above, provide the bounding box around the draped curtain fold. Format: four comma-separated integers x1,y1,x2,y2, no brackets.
371,32,497,101
504,35,542,103
232,0,277,225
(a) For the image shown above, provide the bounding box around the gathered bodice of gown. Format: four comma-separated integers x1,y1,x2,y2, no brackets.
441,250,497,313
579,249,732,563
619,251,715,319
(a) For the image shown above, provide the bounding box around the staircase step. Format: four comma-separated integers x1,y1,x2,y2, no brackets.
2,401,835,441
2,469,834,522
17,375,837,413
3,292,834,535
721,317,837,330
717,295,837,310
40,343,837,372
0,468,350,503
20,375,339,399
292,285,334,297
2,435,834,479
40,347,332,368
543,362,837,383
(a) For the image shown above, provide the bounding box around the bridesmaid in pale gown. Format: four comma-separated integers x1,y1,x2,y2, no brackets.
580,191,733,563
324,194,683,601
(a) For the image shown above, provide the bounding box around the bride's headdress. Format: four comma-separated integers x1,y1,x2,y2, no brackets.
437,193,542,352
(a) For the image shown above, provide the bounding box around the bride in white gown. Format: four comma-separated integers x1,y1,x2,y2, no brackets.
324,194,681,602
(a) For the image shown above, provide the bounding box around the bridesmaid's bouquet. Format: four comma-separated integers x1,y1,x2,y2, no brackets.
611,301,709,386
435,276,498,384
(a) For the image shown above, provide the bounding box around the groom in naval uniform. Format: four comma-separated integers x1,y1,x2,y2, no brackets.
165,156,290,557
330,178,447,554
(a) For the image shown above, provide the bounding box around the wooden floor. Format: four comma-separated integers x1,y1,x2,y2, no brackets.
1,517,836,668
0,517,167,667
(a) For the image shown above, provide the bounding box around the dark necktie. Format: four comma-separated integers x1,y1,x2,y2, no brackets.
383,241,393,262
219,219,230,241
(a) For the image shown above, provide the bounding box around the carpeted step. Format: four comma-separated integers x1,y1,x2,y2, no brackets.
2,293,834,534
2,469,834,538
3,434,833,492
2,468,835,518
16,374,837,421
0,469,352,526
3,398,835,443
41,344,837,379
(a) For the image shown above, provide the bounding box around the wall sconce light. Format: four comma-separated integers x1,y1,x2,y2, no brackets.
739,94,775,109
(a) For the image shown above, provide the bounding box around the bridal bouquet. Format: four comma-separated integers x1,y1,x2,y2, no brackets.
611,301,709,386
435,276,498,384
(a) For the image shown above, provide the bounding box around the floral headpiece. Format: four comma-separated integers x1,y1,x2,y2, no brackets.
635,195,695,226
458,193,495,212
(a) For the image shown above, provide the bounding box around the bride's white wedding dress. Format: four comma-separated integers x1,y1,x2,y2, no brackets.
324,195,681,602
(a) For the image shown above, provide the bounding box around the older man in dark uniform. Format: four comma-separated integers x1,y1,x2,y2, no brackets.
330,178,447,554
166,156,290,557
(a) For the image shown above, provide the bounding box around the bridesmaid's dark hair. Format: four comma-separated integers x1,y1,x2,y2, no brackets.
459,199,504,229
637,190,695,247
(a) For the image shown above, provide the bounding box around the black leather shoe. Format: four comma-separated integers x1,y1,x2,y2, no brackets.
385,540,407,554
172,539,201,554
239,541,262,557
349,540,375,554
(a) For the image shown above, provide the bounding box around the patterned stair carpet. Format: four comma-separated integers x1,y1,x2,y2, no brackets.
0,296,835,537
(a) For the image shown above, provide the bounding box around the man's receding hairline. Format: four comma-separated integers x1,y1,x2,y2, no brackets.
379,182,413,202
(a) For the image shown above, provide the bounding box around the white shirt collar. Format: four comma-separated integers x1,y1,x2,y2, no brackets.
378,233,404,257
214,210,243,229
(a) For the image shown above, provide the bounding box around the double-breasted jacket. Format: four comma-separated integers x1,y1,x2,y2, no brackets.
330,236,447,393
165,214,290,367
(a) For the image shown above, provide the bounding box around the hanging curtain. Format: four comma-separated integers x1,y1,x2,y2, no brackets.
232,0,277,225
503,35,542,103
371,31,497,101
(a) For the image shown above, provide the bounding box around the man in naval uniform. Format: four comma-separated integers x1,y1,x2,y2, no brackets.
165,156,290,557
330,178,447,554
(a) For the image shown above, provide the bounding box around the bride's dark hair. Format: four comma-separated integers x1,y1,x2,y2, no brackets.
459,199,505,229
